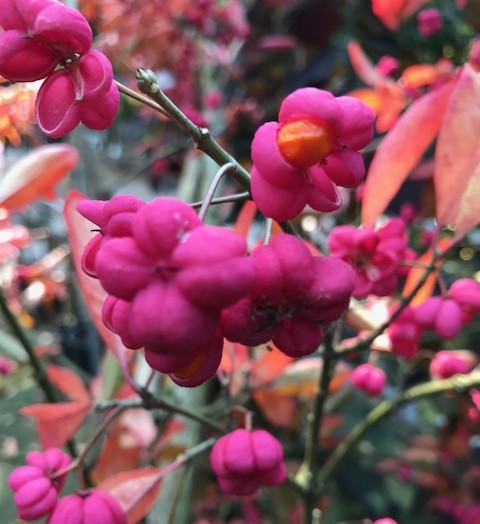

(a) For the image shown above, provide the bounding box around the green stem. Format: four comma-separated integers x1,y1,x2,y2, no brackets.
0,288,57,403
318,371,480,485
115,80,169,117
95,393,226,435
0,288,78,458
297,327,337,524
190,191,250,209
136,69,252,191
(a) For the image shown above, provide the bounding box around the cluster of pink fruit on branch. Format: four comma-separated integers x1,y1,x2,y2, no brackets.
77,195,356,386
388,278,480,359
327,218,410,299
0,0,119,138
8,448,126,523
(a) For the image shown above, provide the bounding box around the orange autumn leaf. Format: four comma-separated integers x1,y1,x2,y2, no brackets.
21,401,91,449
99,467,163,524
234,199,256,240
91,413,155,484
269,358,350,397
372,0,429,30
253,390,299,429
348,88,382,114
434,65,480,240
0,144,78,211
401,64,441,88
250,347,294,386
374,83,407,133
46,364,91,402
372,0,405,30
361,79,456,226
347,42,406,132
401,239,451,305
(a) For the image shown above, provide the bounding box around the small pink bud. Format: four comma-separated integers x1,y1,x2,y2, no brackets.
417,8,443,37
430,350,472,379
375,55,400,77
47,490,126,524
204,89,222,109
210,429,286,496
351,363,386,396
373,519,398,524
0,355,15,375
399,202,416,224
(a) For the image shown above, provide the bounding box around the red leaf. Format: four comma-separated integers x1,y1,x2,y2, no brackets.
21,401,91,449
371,0,404,30
63,190,131,361
434,65,480,240
98,467,163,524
347,41,385,87
361,80,456,226
46,364,91,402
371,0,428,30
0,145,79,211
91,425,145,484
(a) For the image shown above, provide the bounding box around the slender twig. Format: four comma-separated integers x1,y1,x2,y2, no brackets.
264,218,273,245
337,258,438,355
318,371,480,485
190,191,251,209
0,288,57,403
95,393,226,434
198,163,235,221
0,288,79,458
297,327,337,524
115,80,169,117
162,437,216,476
53,407,124,481
136,69,252,191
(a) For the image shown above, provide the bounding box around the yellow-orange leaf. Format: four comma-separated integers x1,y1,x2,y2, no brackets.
434,65,480,240
349,88,382,114
361,79,456,226
401,64,440,87
401,238,451,305
0,144,78,211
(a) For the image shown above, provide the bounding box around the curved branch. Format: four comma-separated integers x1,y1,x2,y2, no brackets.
318,371,480,485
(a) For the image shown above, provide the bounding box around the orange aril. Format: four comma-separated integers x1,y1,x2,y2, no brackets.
277,119,332,168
